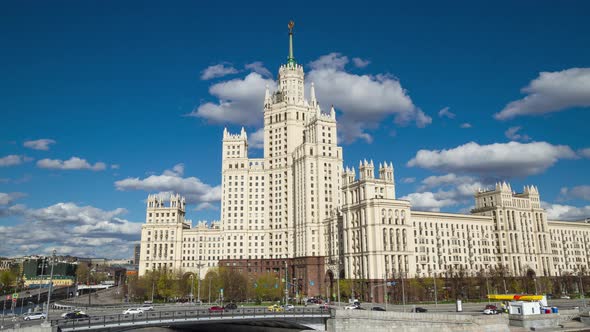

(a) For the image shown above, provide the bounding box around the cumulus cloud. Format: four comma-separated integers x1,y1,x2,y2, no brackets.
579,148,590,158
400,173,486,212
249,128,265,149
504,126,531,141
245,61,272,78
408,141,577,178
0,202,141,258
200,63,239,80
0,192,26,206
495,68,590,120
401,177,416,184
307,53,431,143
559,185,590,201
543,202,590,221
192,53,430,144
0,155,31,167
115,164,221,207
352,57,370,68
460,123,472,128
23,138,56,151
438,107,455,119
189,72,276,126
37,157,107,171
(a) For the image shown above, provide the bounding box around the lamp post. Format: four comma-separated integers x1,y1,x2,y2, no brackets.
534,277,538,295
197,260,204,304
284,259,289,307
37,257,46,307
189,275,194,303
87,263,93,308
43,250,56,325
429,267,438,308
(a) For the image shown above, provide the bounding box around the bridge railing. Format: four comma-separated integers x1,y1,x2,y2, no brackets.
51,307,333,330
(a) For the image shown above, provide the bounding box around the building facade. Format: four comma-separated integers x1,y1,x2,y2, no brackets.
138,23,590,300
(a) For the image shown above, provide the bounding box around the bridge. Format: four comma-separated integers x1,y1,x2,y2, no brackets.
51,307,332,331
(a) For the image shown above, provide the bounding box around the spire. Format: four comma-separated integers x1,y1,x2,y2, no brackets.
240,127,246,139
223,127,228,138
287,20,296,67
310,82,317,107
330,105,335,119
264,84,270,104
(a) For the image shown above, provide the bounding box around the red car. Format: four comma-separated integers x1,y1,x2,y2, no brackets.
208,306,224,313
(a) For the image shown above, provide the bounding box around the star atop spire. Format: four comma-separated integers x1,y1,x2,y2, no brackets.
287,20,296,67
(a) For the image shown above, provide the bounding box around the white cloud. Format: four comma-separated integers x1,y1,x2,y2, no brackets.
495,68,590,120
189,72,276,126
408,141,577,178
23,138,56,151
543,202,590,221
401,173,486,212
0,192,26,206
245,61,272,78
504,126,531,141
111,164,120,169
115,165,221,207
37,157,107,171
0,155,31,167
438,107,455,119
460,123,472,128
249,128,264,149
559,185,590,201
401,177,416,184
307,53,431,143
200,63,239,80
579,148,590,158
0,202,141,258
352,57,370,68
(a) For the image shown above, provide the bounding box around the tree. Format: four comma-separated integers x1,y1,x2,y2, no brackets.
0,270,17,293
253,273,282,302
219,267,247,302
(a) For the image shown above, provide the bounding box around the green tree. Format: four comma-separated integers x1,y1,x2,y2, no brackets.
0,270,17,293
219,267,247,302
253,273,282,301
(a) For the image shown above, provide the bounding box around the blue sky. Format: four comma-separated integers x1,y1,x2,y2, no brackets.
1,1,589,258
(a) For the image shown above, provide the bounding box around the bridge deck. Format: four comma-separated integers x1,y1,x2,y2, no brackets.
53,307,332,331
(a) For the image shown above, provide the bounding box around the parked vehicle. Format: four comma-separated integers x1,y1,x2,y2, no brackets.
485,304,498,310
560,295,571,299
345,304,359,310
412,307,427,313
208,306,224,313
282,304,295,311
123,308,144,315
224,303,238,310
23,312,46,321
371,306,386,311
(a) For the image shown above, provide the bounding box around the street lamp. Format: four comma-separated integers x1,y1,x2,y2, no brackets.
189,275,194,303
43,250,57,326
37,257,47,307
196,260,204,304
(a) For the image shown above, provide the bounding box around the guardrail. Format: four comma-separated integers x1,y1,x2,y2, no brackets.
51,307,333,331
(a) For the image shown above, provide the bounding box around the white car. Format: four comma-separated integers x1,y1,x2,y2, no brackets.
282,304,295,311
483,308,498,315
23,312,46,321
140,304,154,311
123,308,144,315
344,304,359,310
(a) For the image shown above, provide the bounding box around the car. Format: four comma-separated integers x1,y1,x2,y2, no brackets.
224,303,238,310
140,304,154,311
61,310,86,318
371,306,386,311
208,306,224,313
485,304,498,310
63,312,90,320
412,307,427,313
123,308,144,315
282,304,295,311
483,308,499,315
23,312,46,321
345,304,359,310
560,295,571,299
353,306,365,310
267,304,284,312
